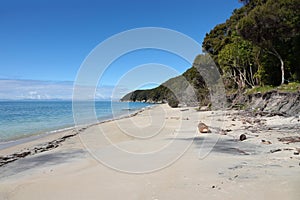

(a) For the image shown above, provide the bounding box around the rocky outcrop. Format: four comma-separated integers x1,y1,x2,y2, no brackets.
228,91,300,116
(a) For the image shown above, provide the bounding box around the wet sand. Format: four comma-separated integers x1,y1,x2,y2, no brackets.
0,104,299,200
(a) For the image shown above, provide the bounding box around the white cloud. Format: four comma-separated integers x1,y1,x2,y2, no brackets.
0,79,125,100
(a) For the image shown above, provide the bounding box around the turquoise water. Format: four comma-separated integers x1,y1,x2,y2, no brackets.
0,101,151,142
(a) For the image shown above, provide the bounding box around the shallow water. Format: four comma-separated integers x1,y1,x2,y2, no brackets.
0,101,151,142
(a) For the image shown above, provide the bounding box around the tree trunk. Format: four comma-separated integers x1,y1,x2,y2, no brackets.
249,64,256,87
280,57,285,85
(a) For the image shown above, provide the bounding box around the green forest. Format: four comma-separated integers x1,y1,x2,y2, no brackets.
121,0,300,106
204,0,299,87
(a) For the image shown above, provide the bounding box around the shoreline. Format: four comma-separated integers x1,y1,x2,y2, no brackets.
1,104,300,199
0,101,153,145
0,104,154,151
0,126,76,151
0,105,154,166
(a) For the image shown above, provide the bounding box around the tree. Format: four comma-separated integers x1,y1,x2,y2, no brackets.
202,23,231,68
238,0,250,5
238,0,300,85
203,2,262,89
218,38,259,89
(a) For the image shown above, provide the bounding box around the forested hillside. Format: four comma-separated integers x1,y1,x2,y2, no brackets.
121,55,211,107
122,0,300,106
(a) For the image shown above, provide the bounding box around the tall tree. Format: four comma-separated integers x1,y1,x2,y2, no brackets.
218,37,258,89
202,23,230,68
238,0,300,85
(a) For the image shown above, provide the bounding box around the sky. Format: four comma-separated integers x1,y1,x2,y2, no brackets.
0,0,242,99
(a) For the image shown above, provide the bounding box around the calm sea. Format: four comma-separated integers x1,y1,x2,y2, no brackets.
0,101,151,143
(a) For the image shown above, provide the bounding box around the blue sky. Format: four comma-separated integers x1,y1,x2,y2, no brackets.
0,0,242,99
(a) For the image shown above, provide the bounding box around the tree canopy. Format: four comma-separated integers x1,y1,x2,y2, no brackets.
203,0,300,87
238,0,300,84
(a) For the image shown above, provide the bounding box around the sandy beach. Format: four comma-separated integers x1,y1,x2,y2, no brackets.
0,104,299,200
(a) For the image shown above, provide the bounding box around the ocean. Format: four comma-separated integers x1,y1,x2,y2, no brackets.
0,101,151,143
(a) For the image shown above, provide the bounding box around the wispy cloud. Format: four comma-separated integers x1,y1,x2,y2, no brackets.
0,79,126,100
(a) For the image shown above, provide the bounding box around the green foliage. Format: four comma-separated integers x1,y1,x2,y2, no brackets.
277,82,300,92
219,37,259,88
203,0,300,89
246,85,276,94
246,82,300,94
202,23,231,68
238,0,300,85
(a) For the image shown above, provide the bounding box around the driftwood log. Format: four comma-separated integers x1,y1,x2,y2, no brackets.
198,122,211,133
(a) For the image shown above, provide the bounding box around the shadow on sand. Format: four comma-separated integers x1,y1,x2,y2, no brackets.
167,136,263,156
0,150,86,179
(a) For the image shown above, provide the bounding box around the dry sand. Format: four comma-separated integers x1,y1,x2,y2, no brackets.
0,104,299,200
